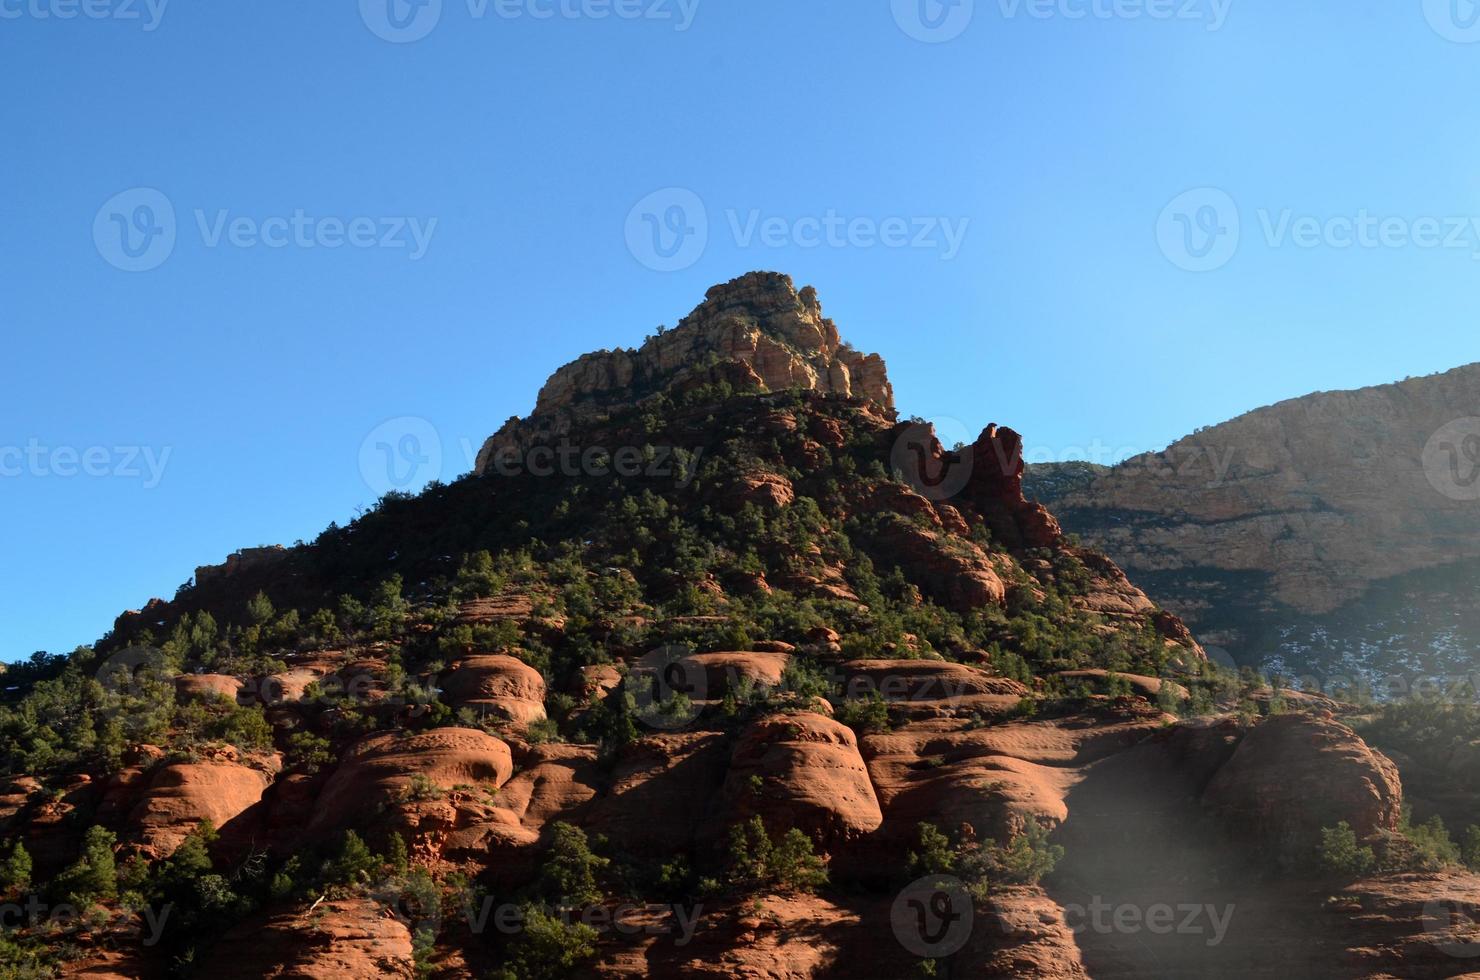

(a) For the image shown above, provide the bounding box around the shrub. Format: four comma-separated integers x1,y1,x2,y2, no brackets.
726,816,828,893
0,842,31,894
538,823,608,908
988,820,1063,885
1320,822,1376,877
494,906,599,980
52,825,118,904
832,692,890,735
286,731,335,773
1463,825,1480,872
323,831,380,887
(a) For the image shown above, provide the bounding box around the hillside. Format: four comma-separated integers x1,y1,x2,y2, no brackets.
0,273,1473,979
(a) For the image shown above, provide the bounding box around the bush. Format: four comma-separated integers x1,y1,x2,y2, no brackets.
0,841,31,893
494,906,599,980
323,830,380,887
1320,822,1376,877
988,820,1064,885
832,692,890,735
52,825,118,904
726,816,828,893
538,823,608,908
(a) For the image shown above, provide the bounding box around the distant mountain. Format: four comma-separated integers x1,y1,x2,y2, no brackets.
1026,364,1480,687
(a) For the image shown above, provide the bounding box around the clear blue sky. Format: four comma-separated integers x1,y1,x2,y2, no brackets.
3,0,1477,660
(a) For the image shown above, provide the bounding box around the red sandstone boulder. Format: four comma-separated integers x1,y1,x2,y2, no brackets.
722,712,883,845
439,654,547,725
310,728,514,834
174,673,244,705
1203,713,1403,850
198,896,414,978
126,760,273,859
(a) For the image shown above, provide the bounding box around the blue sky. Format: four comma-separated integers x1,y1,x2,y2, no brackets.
3,0,1478,660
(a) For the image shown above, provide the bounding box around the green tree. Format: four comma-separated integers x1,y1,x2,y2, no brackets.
246,591,276,627
495,906,598,980
538,823,608,908
727,817,828,892
324,830,379,887
53,825,118,904
1320,821,1376,877
0,841,31,893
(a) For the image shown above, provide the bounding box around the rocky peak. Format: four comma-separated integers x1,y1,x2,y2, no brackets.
475,272,894,474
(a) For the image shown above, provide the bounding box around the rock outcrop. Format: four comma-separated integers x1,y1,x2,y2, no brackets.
722,712,883,844
1026,362,1480,660
1203,712,1403,850
475,272,895,474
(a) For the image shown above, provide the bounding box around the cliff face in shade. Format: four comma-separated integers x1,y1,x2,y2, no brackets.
475,271,894,474
1026,363,1480,660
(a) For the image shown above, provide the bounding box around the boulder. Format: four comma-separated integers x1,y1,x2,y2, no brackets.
310,728,514,834
439,655,547,725
127,761,272,859
1203,713,1403,850
722,712,883,844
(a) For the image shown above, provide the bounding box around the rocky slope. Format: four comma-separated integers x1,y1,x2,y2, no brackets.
1026,364,1480,674
0,273,1467,979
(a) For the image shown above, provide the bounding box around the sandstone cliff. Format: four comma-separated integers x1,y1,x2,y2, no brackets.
1027,363,1480,661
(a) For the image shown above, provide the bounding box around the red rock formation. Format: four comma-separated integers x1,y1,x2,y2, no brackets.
722,712,883,845
1203,712,1403,848
439,654,548,725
